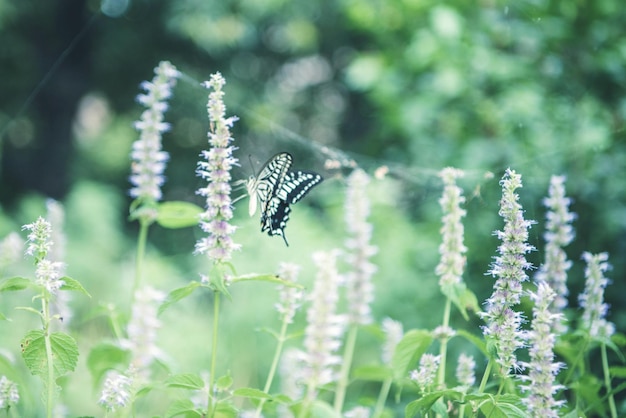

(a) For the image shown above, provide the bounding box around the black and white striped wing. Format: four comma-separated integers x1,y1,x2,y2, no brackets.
246,152,293,217
261,170,323,246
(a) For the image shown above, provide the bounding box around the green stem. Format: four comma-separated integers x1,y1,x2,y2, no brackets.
562,337,589,386
298,384,316,418
373,377,392,418
458,393,466,418
601,342,617,418
207,291,221,418
254,318,290,418
334,325,358,413
41,297,54,418
132,220,149,302
437,298,452,389
477,358,492,395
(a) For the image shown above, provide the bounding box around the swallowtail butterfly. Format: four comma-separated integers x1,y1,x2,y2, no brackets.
246,152,323,246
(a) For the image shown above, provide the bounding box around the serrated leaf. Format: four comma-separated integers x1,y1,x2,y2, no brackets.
392,329,433,381
157,201,203,229
353,364,393,381
86,343,131,386
165,373,205,390
59,276,91,297
0,276,32,292
21,330,78,378
165,399,203,418
233,387,271,400
159,281,202,316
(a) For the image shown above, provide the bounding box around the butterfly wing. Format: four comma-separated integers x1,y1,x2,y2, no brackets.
261,170,324,246
247,152,293,216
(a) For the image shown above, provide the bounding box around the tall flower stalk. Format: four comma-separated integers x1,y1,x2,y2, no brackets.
194,72,240,417
300,250,344,417
129,60,179,297
479,169,534,386
22,217,66,418
519,282,565,417
194,72,241,264
335,169,376,413
435,167,467,390
535,176,575,332
579,252,617,417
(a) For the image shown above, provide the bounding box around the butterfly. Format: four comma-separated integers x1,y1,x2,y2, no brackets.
246,152,323,246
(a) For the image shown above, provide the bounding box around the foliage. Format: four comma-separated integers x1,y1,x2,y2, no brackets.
0,0,625,416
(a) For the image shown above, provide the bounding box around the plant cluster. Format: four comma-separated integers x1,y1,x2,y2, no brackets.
0,63,624,418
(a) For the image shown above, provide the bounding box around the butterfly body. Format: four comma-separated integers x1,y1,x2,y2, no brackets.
246,152,323,246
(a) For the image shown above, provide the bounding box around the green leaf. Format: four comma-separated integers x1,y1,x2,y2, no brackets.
459,287,480,316
562,408,586,418
477,394,526,418
230,273,304,288
391,329,433,381
135,382,157,397
59,276,91,297
215,402,238,418
165,399,203,418
609,366,626,378
310,400,341,418
405,392,444,417
86,343,131,386
159,281,202,315
165,373,205,390
21,330,79,378
233,387,272,400
0,312,7,320
157,201,203,229
216,374,233,391
352,364,393,381
0,276,32,292
456,329,488,357
208,264,233,299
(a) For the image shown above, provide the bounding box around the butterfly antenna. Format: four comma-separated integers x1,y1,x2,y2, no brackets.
232,192,248,205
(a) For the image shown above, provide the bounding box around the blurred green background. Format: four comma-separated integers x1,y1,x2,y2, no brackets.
1,0,625,415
